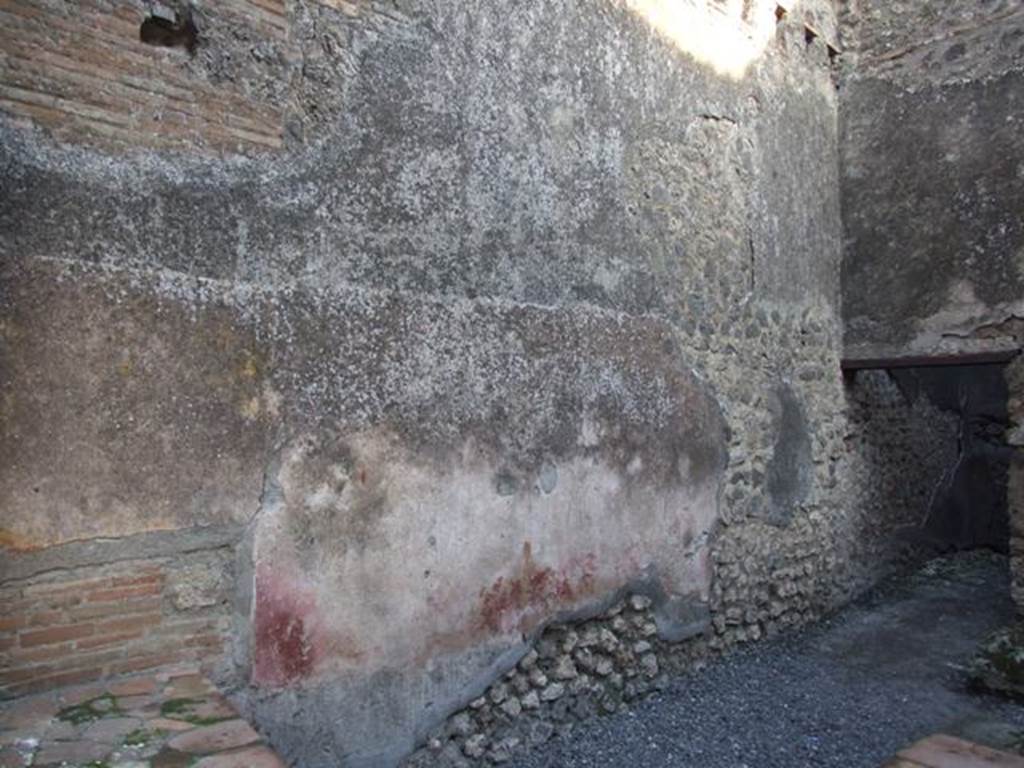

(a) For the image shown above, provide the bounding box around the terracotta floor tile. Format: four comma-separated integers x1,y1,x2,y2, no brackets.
192,744,289,768
187,694,238,722
34,738,109,765
147,716,198,732
81,716,143,744
166,719,261,754
55,683,108,708
163,674,215,699
151,745,195,768
896,734,1024,768
0,695,58,730
118,693,162,715
2,673,286,768
109,675,160,697
0,745,27,768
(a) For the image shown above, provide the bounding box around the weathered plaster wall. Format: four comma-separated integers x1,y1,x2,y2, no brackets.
0,0,968,766
838,0,1024,622
839,0,1024,356
402,368,979,767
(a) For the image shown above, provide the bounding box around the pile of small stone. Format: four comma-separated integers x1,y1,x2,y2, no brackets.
404,595,684,767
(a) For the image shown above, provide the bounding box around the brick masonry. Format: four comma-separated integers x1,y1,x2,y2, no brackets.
0,0,288,153
0,551,233,699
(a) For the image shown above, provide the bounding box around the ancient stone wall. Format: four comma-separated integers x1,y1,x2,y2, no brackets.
404,365,971,766
0,1,982,766
838,0,1024,616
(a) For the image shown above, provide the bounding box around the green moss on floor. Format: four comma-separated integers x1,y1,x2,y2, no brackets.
56,693,122,725
160,697,204,717
159,697,234,726
122,727,153,747
186,715,235,726
969,621,1024,699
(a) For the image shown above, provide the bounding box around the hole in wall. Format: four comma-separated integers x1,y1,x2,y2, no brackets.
804,24,818,45
139,4,198,54
774,4,787,22
827,42,840,62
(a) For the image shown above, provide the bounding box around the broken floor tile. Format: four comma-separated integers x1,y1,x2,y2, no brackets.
34,737,109,765
192,744,289,768
896,733,1024,768
81,716,143,744
165,719,261,754
0,674,285,768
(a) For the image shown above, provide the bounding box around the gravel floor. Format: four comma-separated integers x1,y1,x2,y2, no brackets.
510,552,1024,768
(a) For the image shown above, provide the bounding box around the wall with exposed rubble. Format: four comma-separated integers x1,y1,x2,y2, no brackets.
838,0,1024,618
0,1,980,766
401,372,962,766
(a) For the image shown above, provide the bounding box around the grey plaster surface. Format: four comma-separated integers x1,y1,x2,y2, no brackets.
839,1,1024,352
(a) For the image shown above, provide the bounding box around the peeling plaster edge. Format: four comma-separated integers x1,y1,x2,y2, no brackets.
230,441,287,689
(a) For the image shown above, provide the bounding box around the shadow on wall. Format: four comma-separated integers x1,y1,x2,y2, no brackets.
891,365,1011,554
843,365,1010,573
763,383,813,527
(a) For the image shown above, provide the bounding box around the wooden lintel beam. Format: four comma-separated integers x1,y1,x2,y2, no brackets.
841,349,1020,371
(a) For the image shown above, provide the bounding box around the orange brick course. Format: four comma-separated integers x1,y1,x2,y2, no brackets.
0,0,288,153
0,560,229,699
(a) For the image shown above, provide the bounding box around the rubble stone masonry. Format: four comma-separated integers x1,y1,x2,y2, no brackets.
1,0,1019,766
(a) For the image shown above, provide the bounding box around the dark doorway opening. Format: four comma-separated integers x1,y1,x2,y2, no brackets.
843,352,1017,557
890,364,1011,554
